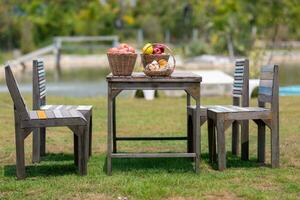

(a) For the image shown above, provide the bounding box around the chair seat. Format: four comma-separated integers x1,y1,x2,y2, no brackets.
187,105,207,116
207,105,271,120
41,105,92,115
26,109,87,127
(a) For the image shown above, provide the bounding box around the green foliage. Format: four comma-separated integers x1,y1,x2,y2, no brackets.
0,0,300,55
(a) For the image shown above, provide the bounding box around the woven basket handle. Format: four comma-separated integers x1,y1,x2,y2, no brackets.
144,43,176,70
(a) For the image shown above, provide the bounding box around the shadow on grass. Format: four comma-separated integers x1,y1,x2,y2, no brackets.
4,153,77,178
201,152,270,170
103,156,195,173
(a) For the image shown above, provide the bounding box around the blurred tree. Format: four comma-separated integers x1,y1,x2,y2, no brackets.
0,0,299,56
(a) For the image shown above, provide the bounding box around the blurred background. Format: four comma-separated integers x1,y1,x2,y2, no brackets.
0,0,300,97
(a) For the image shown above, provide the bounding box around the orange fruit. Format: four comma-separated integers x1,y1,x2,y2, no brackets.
158,59,168,68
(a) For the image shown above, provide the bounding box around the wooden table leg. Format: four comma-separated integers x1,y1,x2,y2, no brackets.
113,98,117,153
107,88,113,175
195,97,200,173
186,93,193,153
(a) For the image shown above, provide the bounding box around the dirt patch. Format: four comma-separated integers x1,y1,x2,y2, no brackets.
164,197,198,200
69,193,110,200
203,191,244,200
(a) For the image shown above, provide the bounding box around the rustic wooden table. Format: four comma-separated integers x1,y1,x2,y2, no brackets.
106,72,202,175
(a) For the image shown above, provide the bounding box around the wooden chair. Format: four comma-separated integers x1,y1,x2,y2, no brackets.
207,64,279,170
5,65,89,179
32,59,93,163
187,59,249,157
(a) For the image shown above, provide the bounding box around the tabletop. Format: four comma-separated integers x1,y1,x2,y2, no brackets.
106,72,202,83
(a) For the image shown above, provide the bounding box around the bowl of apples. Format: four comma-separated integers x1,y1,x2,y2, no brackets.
141,43,176,77
107,43,137,76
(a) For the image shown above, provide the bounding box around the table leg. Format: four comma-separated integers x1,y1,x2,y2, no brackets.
186,93,193,153
107,89,113,175
113,98,117,153
195,97,200,173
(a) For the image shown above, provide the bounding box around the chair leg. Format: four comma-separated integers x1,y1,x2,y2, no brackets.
208,118,215,163
216,120,226,171
89,114,92,157
32,128,41,163
271,122,280,168
73,133,78,167
77,127,87,175
187,112,194,153
257,120,266,163
15,124,26,179
40,127,46,156
241,120,249,161
231,121,239,156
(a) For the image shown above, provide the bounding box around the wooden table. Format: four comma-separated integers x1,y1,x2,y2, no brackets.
106,72,202,175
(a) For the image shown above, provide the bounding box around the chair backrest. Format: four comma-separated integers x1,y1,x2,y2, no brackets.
5,65,30,120
232,59,249,107
258,64,279,111
32,59,46,109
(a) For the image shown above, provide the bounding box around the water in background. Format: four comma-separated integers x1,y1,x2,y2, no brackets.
0,64,299,97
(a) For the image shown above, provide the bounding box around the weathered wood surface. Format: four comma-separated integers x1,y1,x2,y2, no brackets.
188,59,250,161
32,59,93,163
106,72,202,175
107,72,202,82
5,65,90,179
207,64,279,170
111,153,196,158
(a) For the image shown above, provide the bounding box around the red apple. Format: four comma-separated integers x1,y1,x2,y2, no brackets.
153,47,162,54
154,44,165,53
128,47,135,53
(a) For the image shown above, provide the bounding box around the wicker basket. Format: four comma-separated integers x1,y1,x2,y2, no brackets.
142,43,176,77
107,53,137,76
141,54,170,68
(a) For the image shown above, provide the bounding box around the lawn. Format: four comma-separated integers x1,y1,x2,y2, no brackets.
0,93,299,200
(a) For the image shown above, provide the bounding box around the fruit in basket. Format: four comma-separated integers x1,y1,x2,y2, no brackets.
108,43,135,54
158,59,168,68
153,47,162,54
154,44,165,53
146,60,160,71
142,43,153,54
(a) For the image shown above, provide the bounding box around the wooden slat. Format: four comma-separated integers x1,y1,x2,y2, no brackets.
235,62,245,66
39,84,46,91
111,153,196,158
69,109,83,118
37,110,47,119
29,111,38,119
234,80,243,84
235,69,244,73
40,105,53,110
54,105,63,110
53,110,63,118
260,80,273,88
259,86,272,96
60,109,72,118
261,65,274,72
45,110,55,118
234,73,243,77
233,83,243,88
77,105,93,111
39,79,46,85
260,71,274,80
233,94,242,97
258,94,272,103
116,136,187,141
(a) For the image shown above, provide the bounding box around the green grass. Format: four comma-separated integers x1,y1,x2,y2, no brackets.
0,94,299,200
